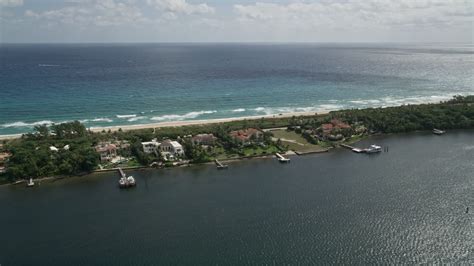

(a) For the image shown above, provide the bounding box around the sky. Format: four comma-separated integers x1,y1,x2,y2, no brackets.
0,0,473,43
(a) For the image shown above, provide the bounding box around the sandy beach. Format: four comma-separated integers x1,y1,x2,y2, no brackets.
0,111,323,140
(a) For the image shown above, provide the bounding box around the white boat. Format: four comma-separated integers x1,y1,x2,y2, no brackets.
433,129,446,135
126,176,136,186
118,177,127,188
365,145,382,153
119,175,136,188
26,178,35,187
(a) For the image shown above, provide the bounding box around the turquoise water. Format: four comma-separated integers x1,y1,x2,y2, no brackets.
1,43,473,135
0,131,472,264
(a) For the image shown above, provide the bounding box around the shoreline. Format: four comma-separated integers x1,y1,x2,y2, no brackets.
0,149,300,187
2,128,472,187
1,91,470,140
0,111,321,140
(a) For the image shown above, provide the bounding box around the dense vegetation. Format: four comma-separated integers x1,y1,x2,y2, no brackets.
2,95,473,182
4,123,98,180
331,95,474,133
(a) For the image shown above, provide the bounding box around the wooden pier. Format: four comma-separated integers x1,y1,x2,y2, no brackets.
340,144,364,153
117,168,126,178
215,159,228,169
340,144,355,150
276,153,291,163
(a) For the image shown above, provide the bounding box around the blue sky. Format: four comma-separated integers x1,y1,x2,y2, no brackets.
1,0,472,43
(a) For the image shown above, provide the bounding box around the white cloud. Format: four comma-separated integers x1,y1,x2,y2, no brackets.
234,0,473,30
2,0,472,42
25,0,148,27
146,0,215,15
23,0,215,28
0,0,23,7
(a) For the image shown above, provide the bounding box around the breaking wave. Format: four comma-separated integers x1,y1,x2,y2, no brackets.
128,116,146,122
348,93,469,108
38,64,60,67
252,105,343,115
81,118,114,123
232,108,246,112
151,110,217,122
116,114,137,119
1,120,55,128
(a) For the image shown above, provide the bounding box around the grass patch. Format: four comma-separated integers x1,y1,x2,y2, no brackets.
270,129,327,153
242,145,279,157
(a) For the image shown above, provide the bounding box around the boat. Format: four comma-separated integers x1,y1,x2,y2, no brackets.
26,178,35,187
117,168,136,188
118,175,136,188
364,144,382,153
276,153,291,163
433,128,446,135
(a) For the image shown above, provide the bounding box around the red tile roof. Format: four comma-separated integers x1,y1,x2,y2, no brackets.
230,128,262,141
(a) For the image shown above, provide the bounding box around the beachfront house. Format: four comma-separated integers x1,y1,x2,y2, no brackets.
141,139,160,154
229,128,263,145
317,119,352,141
95,143,117,162
160,140,184,160
191,134,217,146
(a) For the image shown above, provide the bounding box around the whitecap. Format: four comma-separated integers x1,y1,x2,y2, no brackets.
92,118,113,122
1,120,55,128
151,110,217,122
128,116,146,122
38,64,60,67
116,114,137,119
232,108,246,112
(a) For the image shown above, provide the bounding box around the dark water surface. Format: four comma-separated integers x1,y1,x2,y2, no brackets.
1,131,473,265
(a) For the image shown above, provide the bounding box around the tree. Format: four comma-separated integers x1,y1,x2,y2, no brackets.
33,124,50,138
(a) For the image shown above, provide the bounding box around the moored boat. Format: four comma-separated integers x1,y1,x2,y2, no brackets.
433,128,446,135
117,167,136,188
364,144,382,153
119,176,136,188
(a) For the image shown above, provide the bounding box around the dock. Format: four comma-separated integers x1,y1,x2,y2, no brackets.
340,144,364,153
340,144,382,154
117,168,126,178
340,144,356,150
276,153,291,163
215,159,228,169
117,167,136,188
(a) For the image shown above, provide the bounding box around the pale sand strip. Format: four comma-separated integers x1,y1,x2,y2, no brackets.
0,111,325,141
88,111,323,132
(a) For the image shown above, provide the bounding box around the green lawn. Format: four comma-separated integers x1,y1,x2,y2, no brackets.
242,145,279,157
270,129,327,153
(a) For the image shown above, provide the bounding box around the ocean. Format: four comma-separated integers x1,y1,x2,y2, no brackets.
0,131,472,264
1,43,473,135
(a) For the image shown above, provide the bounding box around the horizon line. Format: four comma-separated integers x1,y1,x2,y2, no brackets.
1,41,473,45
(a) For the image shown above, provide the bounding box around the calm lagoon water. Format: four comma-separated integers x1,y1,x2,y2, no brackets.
1,43,473,135
0,131,472,265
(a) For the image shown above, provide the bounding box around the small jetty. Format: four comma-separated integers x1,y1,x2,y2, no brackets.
118,168,136,188
341,144,382,154
433,128,446,135
276,153,291,163
215,159,228,169
26,178,35,187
